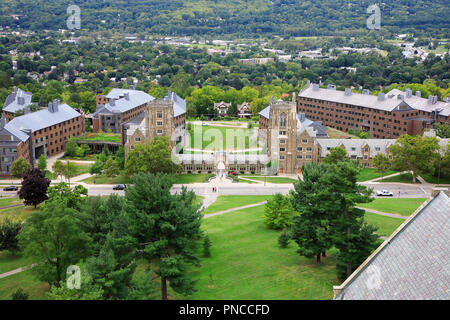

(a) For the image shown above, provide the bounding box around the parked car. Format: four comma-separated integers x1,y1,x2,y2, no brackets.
230,171,238,176
376,189,393,197
112,184,127,190
3,186,18,191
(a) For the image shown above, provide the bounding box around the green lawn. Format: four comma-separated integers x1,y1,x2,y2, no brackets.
174,174,215,184
174,205,340,300
0,269,49,300
357,198,426,216
203,195,273,214
0,205,39,220
77,132,121,143
240,176,298,184
382,173,421,184
188,124,255,150
364,212,405,237
356,168,398,182
0,197,22,208
0,251,34,274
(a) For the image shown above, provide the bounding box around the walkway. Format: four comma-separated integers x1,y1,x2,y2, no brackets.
204,201,268,219
0,264,36,280
356,207,408,219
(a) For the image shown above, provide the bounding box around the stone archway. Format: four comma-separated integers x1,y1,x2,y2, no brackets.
217,161,226,178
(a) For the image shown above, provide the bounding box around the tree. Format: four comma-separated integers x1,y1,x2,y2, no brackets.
290,163,334,263
89,159,104,175
125,137,180,176
37,154,47,171
77,195,137,299
18,168,50,208
52,160,66,181
372,153,391,181
203,235,211,257
47,182,88,210
18,200,91,287
0,217,23,254
64,136,78,157
11,158,31,180
263,193,295,230
11,288,29,300
323,147,347,164
278,230,290,248
125,173,202,300
434,123,450,138
104,157,120,178
389,135,440,183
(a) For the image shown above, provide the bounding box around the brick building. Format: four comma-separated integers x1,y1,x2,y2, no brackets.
123,91,186,156
298,82,450,139
93,89,154,133
0,99,84,175
2,87,35,122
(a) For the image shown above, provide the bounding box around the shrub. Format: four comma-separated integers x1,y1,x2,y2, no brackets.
203,235,211,257
11,288,29,300
278,230,290,248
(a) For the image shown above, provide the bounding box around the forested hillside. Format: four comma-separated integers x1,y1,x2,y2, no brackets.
1,0,449,38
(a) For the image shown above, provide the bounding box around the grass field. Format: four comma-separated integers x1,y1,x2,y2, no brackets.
174,205,340,300
0,269,49,300
420,174,450,185
188,124,255,150
0,251,33,274
174,173,215,184
0,197,22,208
357,198,426,216
364,212,405,237
325,127,358,139
203,195,272,214
0,205,39,220
382,173,421,184
356,168,398,182
81,174,131,185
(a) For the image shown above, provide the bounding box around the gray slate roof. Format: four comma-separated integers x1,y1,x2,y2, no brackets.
6,103,81,136
165,90,187,117
2,87,34,113
94,90,155,117
299,85,450,117
317,138,396,158
335,191,450,300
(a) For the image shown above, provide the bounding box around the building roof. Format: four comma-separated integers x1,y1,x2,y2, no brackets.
2,87,34,113
259,105,270,119
317,138,396,158
299,84,450,117
94,90,154,116
334,191,450,300
160,90,186,117
6,102,81,135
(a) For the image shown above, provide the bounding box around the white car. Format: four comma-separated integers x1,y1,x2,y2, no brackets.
376,189,393,197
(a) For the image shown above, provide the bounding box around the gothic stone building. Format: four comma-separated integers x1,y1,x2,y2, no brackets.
123,91,186,156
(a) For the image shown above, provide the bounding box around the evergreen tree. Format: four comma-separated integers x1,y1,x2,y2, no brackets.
125,173,202,300
0,217,23,254
323,147,347,164
203,235,211,257
278,230,290,248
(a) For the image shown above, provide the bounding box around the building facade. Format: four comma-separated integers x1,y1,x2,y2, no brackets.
298,82,450,139
0,98,84,175
93,89,154,133
214,101,231,117
2,87,35,122
123,91,186,156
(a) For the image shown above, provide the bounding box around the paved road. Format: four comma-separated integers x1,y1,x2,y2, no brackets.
84,181,432,199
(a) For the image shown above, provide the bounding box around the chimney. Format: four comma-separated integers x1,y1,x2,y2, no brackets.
52,99,59,112
432,96,437,104
362,89,370,95
124,92,130,101
13,86,17,94
0,117,6,128
298,113,306,122
405,88,412,98
327,84,336,90
428,95,437,105
270,96,275,104
306,80,311,88
345,88,352,96
377,93,385,101
397,94,404,101
416,91,421,98
313,84,319,91
109,99,115,107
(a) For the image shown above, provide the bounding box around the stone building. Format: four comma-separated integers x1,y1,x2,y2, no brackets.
298,82,450,139
123,91,186,156
214,101,231,117
93,89,154,133
0,99,84,175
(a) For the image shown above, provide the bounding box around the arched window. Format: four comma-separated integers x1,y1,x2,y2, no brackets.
280,113,287,127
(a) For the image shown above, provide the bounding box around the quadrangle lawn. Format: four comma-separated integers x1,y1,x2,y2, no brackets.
364,212,405,237
203,195,273,214
357,198,426,216
356,168,398,182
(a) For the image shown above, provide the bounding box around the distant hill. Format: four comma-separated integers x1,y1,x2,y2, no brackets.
1,0,449,38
